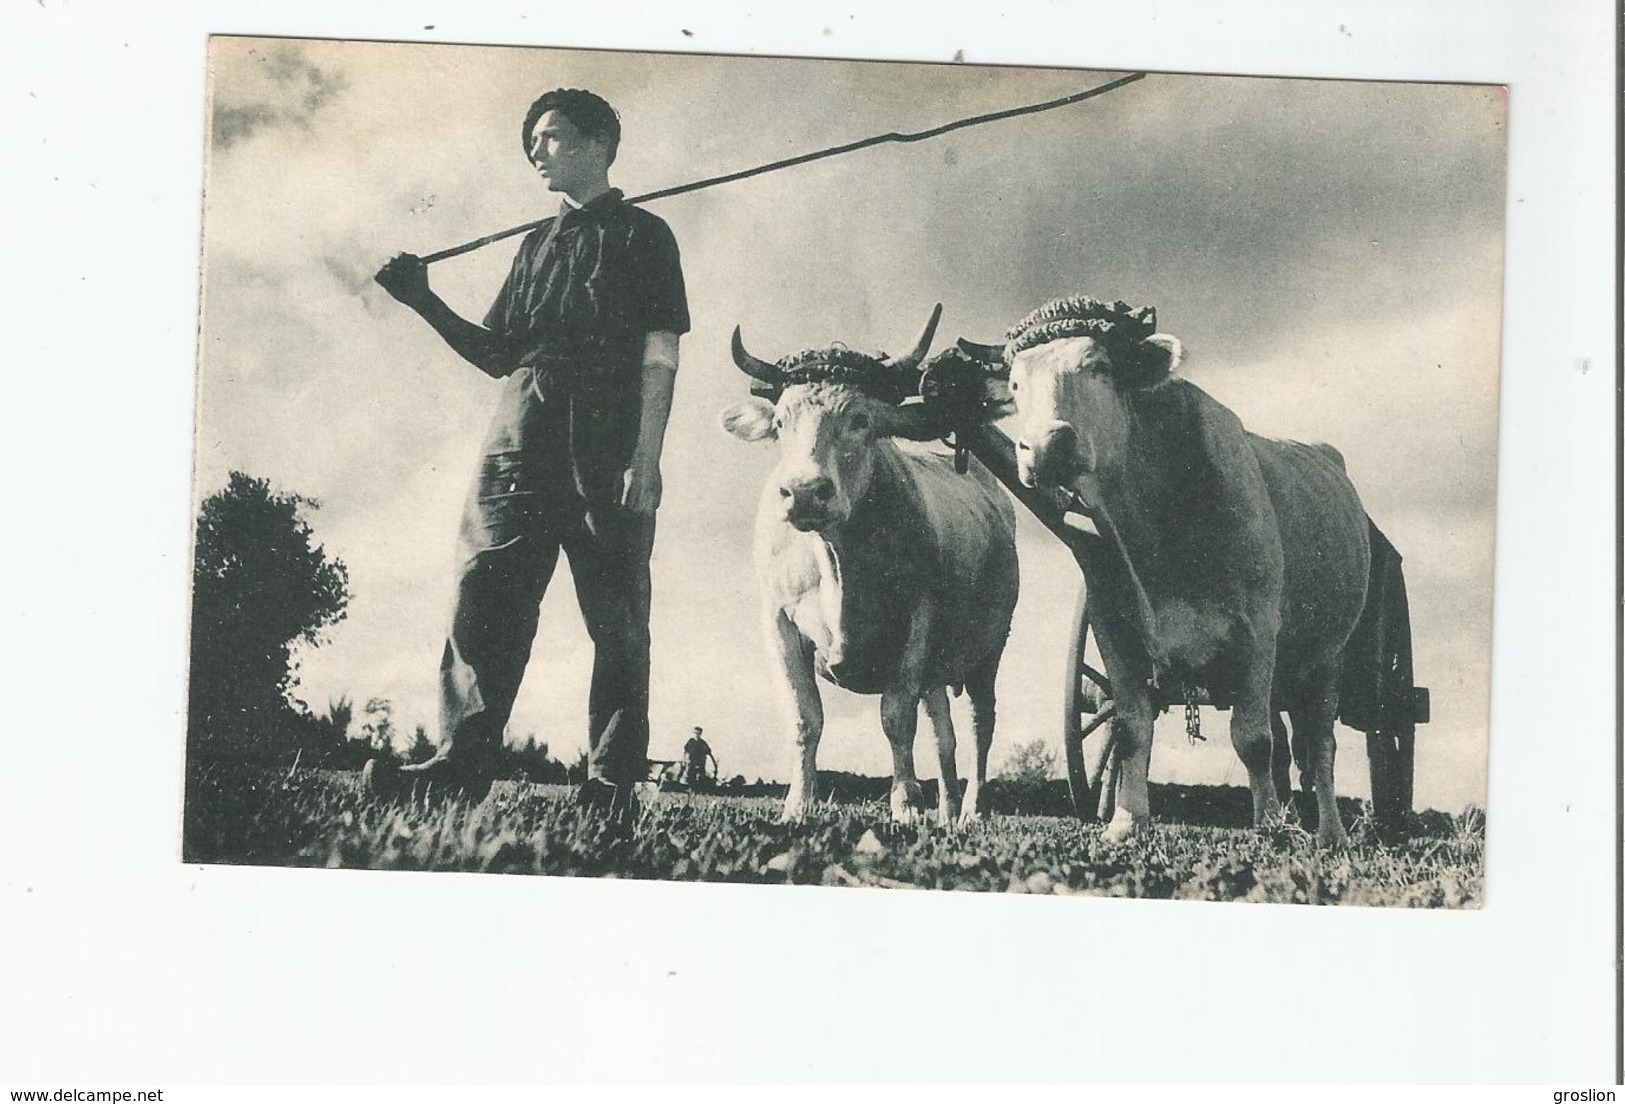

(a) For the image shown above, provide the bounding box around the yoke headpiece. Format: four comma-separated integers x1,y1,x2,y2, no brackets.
730,305,943,404
955,296,1166,388
1006,296,1158,363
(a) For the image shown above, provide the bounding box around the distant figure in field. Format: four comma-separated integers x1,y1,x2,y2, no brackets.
682,727,717,789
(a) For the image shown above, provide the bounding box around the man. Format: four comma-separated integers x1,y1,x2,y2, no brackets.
365,88,689,810
681,726,717,790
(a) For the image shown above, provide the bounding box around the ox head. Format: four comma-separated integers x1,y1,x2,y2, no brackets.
720,305,944,532
960,297,1182,496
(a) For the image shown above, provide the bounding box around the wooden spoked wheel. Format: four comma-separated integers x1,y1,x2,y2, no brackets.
1062,587,1119,821
1356,537,1425,832
1367,602,1422,828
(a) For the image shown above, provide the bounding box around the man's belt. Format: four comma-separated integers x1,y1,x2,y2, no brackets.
520,345,636,371
520,351,637,400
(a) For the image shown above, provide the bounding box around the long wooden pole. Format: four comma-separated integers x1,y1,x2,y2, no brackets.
420,71,1148,265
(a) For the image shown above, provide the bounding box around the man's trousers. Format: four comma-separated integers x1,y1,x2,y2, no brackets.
437,450,655,786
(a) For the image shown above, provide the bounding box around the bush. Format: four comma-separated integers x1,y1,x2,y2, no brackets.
996,738,1057,784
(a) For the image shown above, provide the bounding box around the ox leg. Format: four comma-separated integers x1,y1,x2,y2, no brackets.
1228,653,1280,825
1103,683,1156,842
879,600,936,824
1231,671,1283,830
1270,712,1293,809
961,656,999,826
1290,719,1315,802
921,686,961,828
1285,707,1317,832
766,610,824,822
1291,674,1348,849
881,689,927,824
1087,618,1154,842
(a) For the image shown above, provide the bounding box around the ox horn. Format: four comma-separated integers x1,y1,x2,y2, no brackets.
883,303,944,377
730,326,781,386
955,337,1009,368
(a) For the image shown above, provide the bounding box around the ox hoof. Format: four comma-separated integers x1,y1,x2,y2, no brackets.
889,781,926,825
890,804,922,827
1102,809,1147,843
780,793,816,823
955,808,985,830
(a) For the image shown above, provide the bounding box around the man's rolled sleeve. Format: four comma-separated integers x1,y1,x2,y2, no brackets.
642,330,680,372
630,218,690,338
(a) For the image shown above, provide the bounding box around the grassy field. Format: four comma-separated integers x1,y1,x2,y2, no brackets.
182,760,1484,908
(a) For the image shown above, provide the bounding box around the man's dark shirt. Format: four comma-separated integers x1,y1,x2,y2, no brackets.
478,188,689,500
684,736,711,769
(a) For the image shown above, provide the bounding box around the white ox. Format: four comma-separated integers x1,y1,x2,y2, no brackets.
965,298,1369,847
721,308,1020,827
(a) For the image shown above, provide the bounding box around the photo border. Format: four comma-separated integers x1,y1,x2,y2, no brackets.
6,0,1617,1083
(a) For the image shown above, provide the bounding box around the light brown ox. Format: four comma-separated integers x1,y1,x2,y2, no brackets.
962,298,1370,847
720,308,1020,827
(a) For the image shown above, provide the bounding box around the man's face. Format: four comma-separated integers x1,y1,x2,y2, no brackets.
527,109,607,196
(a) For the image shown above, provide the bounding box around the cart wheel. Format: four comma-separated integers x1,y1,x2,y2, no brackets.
1367,724,1415,829
1063,587,1118,820
1366,593,1419,832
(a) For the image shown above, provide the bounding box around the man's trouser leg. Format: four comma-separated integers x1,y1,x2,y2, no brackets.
565,504,656,787
438,457,563,769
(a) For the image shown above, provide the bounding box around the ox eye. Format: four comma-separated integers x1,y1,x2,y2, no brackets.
850,413,871,432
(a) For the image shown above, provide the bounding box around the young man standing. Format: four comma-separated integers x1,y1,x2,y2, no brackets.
682,726,717,789
368,89,689,809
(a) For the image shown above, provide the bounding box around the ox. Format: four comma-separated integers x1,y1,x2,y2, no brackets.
962,297,1369,847
720,307,1020,827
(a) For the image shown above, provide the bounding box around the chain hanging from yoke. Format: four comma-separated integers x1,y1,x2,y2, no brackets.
1183,684,1205,745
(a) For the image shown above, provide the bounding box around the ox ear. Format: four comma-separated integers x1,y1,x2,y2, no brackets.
719,398,778,442
1129,333,1184,387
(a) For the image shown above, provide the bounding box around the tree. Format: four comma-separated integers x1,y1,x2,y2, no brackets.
997,738,1057,785
503,732,567,783
358,697,396,752
189,471,351,743
320,695,354,741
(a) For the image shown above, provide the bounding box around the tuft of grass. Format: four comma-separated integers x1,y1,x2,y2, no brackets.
181,760,1484,907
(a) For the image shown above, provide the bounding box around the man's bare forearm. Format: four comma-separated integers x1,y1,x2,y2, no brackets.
376,253,510,378
619,332,680,514
633,365,677,464
411,292,510,378
633,331,681,464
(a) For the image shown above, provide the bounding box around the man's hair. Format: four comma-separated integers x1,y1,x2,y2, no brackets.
521,89,621,165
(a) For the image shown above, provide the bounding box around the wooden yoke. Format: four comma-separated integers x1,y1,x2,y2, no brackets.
915,346,1103,563
918,346,1166,689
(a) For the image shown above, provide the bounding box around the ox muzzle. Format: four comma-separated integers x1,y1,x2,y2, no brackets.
1016,421,1086,488
779,473,839,531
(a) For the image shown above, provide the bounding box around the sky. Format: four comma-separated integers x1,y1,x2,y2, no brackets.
194,36,1505,812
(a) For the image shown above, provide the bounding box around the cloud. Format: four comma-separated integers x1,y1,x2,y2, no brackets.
210,43,348,149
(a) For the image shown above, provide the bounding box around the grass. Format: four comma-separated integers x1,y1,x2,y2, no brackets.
181,759,1484,908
